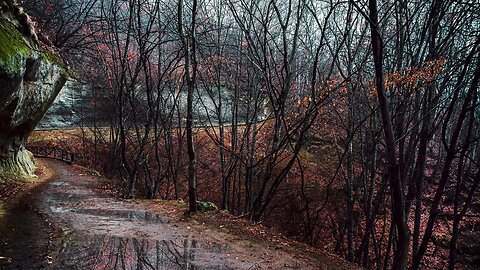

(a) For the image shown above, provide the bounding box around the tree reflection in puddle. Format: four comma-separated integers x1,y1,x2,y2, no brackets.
72,208,170,224
56,234,231,270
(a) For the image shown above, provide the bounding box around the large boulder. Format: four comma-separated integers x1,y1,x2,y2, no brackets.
0,0,67,178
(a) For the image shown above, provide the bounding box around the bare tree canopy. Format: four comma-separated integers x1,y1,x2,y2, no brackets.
20,0,480,269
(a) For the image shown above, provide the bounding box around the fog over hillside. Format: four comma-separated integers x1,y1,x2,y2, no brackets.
38,80,266,130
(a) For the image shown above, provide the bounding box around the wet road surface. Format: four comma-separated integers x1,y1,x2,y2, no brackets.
0,196,54,269
1,160,254,269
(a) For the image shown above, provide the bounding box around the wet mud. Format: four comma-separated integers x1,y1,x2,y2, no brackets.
0,196,55,269
1,160,255,269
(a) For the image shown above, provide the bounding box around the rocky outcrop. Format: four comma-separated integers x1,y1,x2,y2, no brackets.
0,0,67,178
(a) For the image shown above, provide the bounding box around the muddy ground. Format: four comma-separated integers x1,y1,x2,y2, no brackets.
0,159,355,270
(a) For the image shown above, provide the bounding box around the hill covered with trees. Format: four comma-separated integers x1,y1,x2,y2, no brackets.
15,0,480,269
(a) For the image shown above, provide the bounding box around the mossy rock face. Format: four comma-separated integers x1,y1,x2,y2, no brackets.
0,20,31,75
0,1,67,179
196,201,218,212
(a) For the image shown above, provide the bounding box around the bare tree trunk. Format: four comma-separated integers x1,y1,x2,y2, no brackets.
178,0,198,213
366,0,409,268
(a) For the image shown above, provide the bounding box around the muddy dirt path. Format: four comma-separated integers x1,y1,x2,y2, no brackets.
38,159,250,269
2,159,340,269
0,192,54,269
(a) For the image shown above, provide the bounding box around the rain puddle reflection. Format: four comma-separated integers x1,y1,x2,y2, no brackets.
39,164,255,269
72,208,170,223
55,234,238,270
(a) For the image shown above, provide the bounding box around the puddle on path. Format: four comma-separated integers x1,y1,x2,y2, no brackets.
54,234,238,270
72,208,170,223
1,160,257,270
0,199,54,269
45,175,251,268
45,206,248,269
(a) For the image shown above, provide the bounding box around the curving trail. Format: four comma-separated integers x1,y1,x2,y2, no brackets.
1,159,349,270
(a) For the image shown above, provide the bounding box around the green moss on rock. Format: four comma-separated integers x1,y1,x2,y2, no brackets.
0,19,32,74
40,46,64,68
196,201,218,212
0,4,67,181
